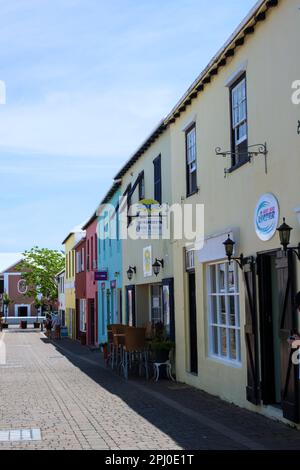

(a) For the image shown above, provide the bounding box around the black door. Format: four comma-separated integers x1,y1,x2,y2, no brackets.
244,257,261,405
188,272,198,374
89,300,95,345
258,250,299,422
162,278,175,342
276,251,299,423
258,252,280,405
18,306,28,317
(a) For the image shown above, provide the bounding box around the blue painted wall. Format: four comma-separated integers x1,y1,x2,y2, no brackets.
97,188,122,344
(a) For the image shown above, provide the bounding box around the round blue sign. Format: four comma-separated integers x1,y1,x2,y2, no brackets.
254,193,279,242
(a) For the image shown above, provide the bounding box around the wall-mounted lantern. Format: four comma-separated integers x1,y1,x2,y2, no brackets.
127,266,136,281
223,235,244,270
277,218,300,260
152,258,164,277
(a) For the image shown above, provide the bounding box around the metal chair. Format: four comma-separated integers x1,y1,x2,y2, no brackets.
111,324,126,370
121,327,149,380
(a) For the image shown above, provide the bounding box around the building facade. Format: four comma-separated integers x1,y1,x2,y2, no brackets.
63,226,85,339
75,237,87,341
166,0,300,426
116,125,175,339
97,182,123,344
0,259,38,318
56,269,65,326
83,215,98,346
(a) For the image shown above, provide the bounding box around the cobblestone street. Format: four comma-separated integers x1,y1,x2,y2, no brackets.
1,328,300,450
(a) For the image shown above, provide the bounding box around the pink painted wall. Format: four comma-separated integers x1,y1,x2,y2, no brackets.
85,217,98,344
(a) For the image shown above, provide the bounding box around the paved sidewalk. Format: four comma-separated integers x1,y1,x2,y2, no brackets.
0,329,300,450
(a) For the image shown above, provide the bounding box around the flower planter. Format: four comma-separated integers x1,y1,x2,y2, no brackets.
34,322,41,329
20,321,27,330
80,332,86,346
102,344,108,360
152,349,170,363
1,323,8,329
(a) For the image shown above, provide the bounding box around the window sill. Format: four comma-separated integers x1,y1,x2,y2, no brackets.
186,188,200,199
207,355,242,369
227,158,251,174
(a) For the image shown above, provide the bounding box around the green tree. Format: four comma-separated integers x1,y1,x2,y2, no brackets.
19,247,65,310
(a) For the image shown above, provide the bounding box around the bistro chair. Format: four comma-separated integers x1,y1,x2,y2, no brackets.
121,327,149,380
111,324,126,370
106,325,113,367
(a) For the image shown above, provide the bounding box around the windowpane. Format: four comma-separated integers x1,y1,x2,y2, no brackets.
221,328,227,357
220,296,226,325
230,329,237,360
218,264,226,293
212,326,219,355
210,296,218,324
229,296,236,326
210,265,217,294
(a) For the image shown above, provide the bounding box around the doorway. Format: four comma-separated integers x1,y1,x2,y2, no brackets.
89,299,95,345
258,252,282,406
188,272,198,374
17,306,28,317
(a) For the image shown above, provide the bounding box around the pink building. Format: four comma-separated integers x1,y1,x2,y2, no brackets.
82,214,98,346
0,259,38,318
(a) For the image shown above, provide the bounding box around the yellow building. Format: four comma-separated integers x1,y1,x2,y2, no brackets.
62,226,85,339
110,0,300,427
165,0,300,426
115,124,175,338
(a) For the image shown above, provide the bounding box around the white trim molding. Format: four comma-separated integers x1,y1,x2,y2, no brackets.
197,228,240,264
14,304,31,317
181,114,197,133
225,61,248,88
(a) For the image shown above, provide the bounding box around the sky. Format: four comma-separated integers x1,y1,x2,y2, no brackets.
0,0,256,253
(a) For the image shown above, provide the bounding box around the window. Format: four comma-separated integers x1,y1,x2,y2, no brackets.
153,155,162,204
186,125,197,196
207,262,241,364
230,75,248,167
87,239,90,271
80,299,86,332
151,285,163,324
139,172,145,201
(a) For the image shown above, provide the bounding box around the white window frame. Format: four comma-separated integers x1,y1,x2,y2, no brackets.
207,261,241,366
186,125,197,195
231,77,247,147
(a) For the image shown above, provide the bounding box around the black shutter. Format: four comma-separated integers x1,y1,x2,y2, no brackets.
162,278,175,342
276,251,299,423
153,155,162,204
243,258,261,405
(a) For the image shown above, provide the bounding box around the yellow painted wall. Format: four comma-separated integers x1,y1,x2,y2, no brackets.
121,128,174,323
64,232,83,339
169,0,300,416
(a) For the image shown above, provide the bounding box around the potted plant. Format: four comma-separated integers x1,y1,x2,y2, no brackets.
80,331,87,346
33,298,42,329
150,322,175,363
2,293,13,329
100,342,108,360
150,339,175,363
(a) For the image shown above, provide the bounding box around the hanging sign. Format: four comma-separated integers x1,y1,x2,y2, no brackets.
254,193,279,242
95,271,108,281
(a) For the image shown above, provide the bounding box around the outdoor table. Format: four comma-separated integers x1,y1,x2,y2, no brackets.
153,360,175,383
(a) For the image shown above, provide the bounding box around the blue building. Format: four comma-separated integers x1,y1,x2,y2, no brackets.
97,181,122,344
